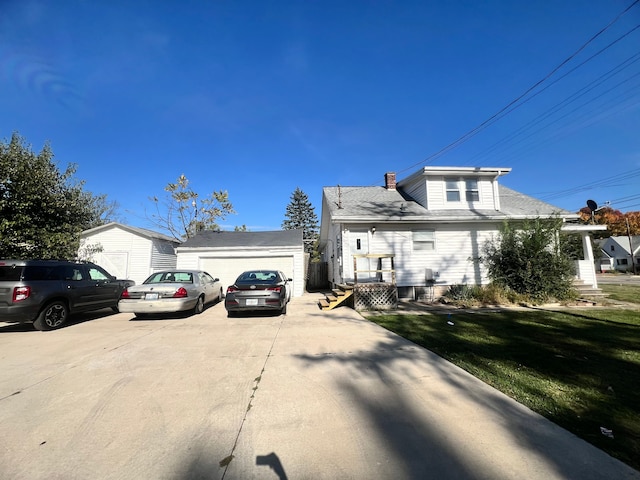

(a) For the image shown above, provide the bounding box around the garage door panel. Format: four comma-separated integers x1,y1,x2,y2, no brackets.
199,256,294,294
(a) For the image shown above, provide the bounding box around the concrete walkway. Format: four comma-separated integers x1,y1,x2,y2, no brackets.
0,293,638,479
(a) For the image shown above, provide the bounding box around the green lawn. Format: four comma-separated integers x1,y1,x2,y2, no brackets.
366,305,640,471
601,284,640,304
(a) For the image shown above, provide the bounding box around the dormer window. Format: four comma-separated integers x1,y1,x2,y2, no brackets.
465,179,479,201
445,179,460,202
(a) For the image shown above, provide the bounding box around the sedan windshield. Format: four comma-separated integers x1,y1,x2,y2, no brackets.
145,272,193,284
236,271,280,284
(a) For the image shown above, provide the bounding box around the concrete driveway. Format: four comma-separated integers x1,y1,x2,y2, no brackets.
0,294,638,480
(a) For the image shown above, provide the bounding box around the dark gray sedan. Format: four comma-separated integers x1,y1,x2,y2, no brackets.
118,270,222,317
224,270,292,316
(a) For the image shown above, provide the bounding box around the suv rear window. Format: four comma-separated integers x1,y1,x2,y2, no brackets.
0,265,65,281
0,266,24,281
23,266,64,281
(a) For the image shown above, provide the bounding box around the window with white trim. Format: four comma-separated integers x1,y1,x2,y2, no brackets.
445,179,460,202
465,178,479,201
413,230,435,251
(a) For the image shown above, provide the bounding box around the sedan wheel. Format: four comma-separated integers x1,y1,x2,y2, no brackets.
194,295,205,314
34,301,68,331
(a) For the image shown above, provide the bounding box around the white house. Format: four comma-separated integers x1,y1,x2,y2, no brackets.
176,230,306,297
79,222,178,284
319,167,604,300
598,236,640,273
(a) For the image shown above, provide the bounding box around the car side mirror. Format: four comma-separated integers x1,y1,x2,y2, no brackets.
214,278,220,282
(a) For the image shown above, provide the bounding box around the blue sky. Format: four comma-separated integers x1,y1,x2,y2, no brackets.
2,0,639,233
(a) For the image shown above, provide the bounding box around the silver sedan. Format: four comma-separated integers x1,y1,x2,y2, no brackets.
118,270,223,317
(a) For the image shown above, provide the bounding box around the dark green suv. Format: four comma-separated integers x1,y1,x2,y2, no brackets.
0,260,134,331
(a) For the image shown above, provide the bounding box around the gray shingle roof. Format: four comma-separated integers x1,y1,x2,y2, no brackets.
498,185,575,217
179,229,303,248
322,184,575,222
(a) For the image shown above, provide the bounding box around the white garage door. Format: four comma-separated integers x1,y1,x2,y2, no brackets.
199,256,295,293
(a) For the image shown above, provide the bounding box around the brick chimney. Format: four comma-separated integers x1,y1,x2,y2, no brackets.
384,172,396,190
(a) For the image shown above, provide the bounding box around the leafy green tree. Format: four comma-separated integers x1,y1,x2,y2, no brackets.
149,174,235,241
234,224,248,232
282,187,319,255
0,132,113,259
481,218,575,302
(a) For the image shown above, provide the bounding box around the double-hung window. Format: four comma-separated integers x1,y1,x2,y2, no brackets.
413,230,435,251
445,179,460,202
465,179,479,201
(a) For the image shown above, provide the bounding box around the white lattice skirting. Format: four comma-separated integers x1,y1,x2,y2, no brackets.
354,283,398,311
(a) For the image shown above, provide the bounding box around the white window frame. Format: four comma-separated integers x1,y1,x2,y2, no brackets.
413,230,436,251
465,178,479,202
445,178,460,202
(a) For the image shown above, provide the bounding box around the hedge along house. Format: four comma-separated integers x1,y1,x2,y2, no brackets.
79,222,178,285
176,229,305,297
319,167,605,305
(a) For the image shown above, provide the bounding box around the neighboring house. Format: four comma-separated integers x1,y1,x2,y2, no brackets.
319,167,604,300
176,230,305,297
79,222,178,285
598,236,640,272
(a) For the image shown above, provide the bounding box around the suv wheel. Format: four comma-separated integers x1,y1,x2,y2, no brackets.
34,301,69,331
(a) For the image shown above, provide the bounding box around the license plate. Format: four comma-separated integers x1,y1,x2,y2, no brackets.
245,298,258,306
145,293,159,300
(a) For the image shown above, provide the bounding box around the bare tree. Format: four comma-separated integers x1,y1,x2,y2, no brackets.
148,174,235,241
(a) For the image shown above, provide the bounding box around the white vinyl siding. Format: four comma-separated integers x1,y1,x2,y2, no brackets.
402,179,428,208
151,240,178,271
410,176,496,210
177,247,305,297
79,225,177,285
338,223,497,287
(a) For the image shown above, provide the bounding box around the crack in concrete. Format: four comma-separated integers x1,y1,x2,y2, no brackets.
220,316,285,478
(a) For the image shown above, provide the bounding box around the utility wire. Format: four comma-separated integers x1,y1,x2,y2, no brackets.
392,0,640,179
538,167,640,201
467,50,640,164
485,77,640,167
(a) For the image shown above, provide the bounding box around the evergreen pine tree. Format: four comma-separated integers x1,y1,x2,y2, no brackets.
282,187,319,254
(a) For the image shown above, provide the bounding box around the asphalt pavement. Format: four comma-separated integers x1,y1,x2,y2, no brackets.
597,272,640,285
0,294,638,479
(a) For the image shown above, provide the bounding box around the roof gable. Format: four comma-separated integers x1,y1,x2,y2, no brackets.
81,222,178,244
601,236,640,255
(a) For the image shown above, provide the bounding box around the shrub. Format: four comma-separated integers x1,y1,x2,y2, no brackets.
480,218,576,302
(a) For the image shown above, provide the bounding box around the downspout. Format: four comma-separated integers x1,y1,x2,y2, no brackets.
493,170,502,211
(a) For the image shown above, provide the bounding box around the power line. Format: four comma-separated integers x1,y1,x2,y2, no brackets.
542,168,640,199
485,77,640,167
467,50,640,164
392,0,640,179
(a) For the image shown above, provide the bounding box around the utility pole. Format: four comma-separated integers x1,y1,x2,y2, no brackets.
627,218,637,275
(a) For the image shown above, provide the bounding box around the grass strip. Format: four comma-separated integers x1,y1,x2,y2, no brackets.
366,306,640,470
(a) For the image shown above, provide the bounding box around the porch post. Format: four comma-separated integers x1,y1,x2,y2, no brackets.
581,232,597,288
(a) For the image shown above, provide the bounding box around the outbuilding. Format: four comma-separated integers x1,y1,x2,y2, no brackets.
176,230,305,297
79,222,178,285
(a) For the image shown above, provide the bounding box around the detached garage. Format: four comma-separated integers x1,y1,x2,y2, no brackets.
79,222,178,285
176,230,305,297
